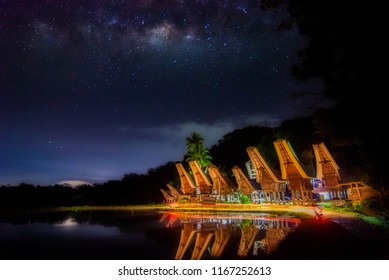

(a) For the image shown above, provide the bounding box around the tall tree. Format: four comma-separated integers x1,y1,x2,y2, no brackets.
284,0,388,187
260,0,387,187
185,132,213,170
209,126,275,172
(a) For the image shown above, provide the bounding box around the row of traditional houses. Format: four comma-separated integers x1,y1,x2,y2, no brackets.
161,139,380,205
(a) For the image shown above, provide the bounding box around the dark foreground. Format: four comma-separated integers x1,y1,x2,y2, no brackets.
275,218,389,259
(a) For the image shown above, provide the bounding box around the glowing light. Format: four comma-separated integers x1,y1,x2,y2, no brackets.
56,180,92,187
54,218,77,227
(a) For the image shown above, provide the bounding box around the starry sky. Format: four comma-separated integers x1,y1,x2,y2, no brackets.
0,0,329,185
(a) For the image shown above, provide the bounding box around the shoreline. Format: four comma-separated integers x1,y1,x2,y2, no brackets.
0,203,359,219
0,203,386,225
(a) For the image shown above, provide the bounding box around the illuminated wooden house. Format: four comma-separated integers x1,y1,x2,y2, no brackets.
312,142,344,200
188,160,213,194
208,164,236,201
313,143,341,188
166,183,182,200
160,188,174,204
175,162,196,195
160,183,182,204
231,165,260,203
273,139,314,203
312,142,379,201
246,146,287,202
338,181,379,202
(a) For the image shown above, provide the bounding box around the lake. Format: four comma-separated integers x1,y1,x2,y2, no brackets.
0,209,388,260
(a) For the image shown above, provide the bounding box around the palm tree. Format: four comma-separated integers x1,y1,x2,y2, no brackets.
185,132,213,170
186,132,204,149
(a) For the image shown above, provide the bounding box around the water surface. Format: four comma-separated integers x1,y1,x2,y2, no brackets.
0,210,387,260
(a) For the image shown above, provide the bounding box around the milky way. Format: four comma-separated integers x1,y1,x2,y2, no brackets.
0,0,329,185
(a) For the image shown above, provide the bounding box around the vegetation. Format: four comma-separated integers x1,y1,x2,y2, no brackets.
319,198,389,220
238,193,251,204
184,132,213,170
0,162,178,207
209,126,276,174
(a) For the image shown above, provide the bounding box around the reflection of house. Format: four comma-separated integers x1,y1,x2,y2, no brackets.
170,214,302,259
274,139,314,203
238,224,259,257
246,147,287,202
191,225,215,260
175,223,198,260
210,225,233,257
259,220,292,255
159,212,178,228
175,222,218,260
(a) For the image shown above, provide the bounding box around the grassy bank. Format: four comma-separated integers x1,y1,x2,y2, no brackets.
1,203,315,218
318,201,389,234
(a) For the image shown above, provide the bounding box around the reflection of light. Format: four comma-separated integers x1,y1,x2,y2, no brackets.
54,218,77,227
166,212,301,224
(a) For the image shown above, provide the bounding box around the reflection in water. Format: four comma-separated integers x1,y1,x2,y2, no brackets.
160,212,301,260
0,210,176,260
1,210,387,259
53,217,78,227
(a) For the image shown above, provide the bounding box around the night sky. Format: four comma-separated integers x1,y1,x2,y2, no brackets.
1,0,330,185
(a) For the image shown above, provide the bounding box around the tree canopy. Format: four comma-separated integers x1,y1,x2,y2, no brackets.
184,132,213,170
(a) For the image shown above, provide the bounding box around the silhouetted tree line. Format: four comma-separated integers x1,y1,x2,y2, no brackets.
0,162,178,208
